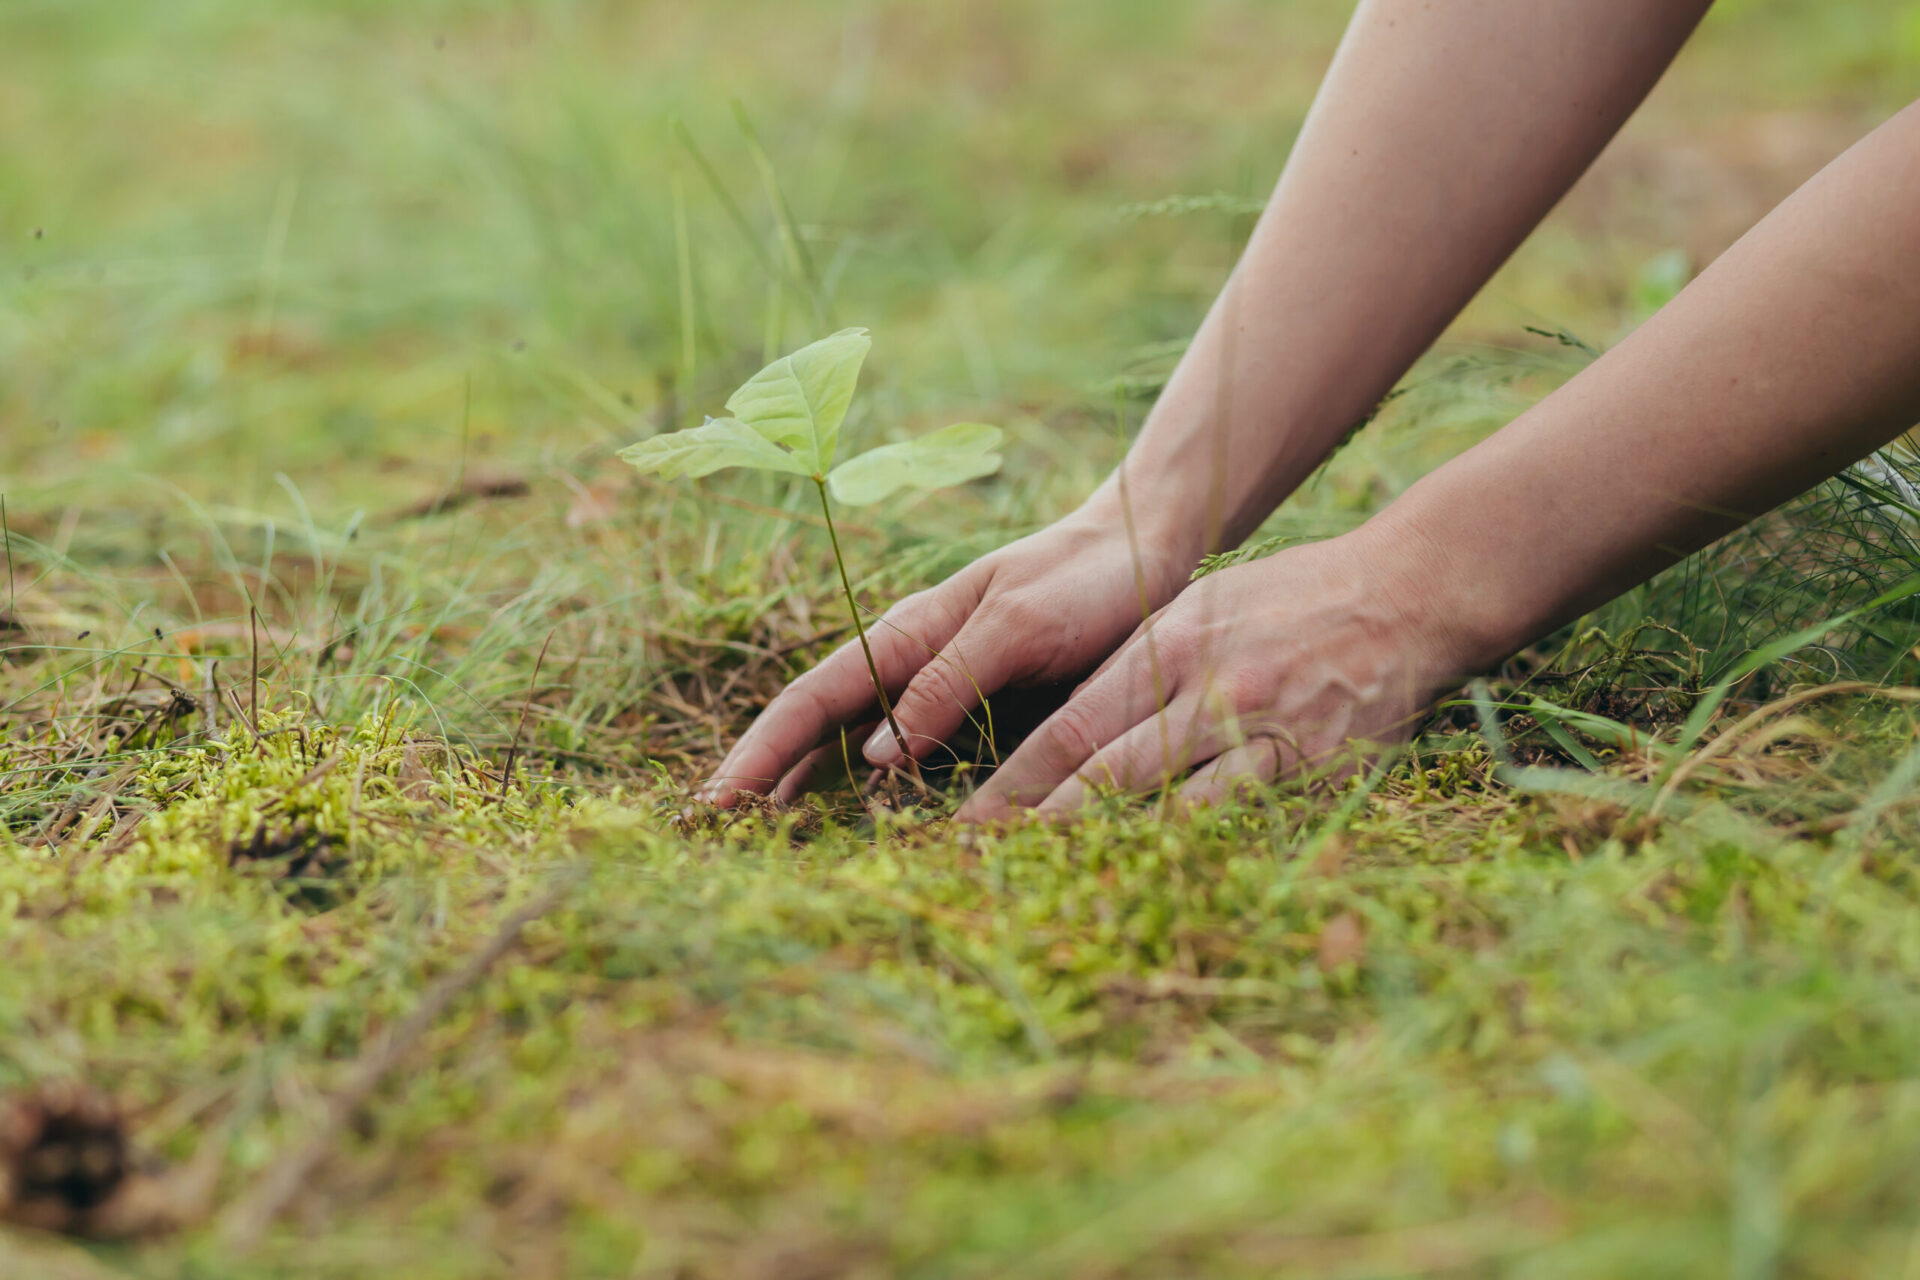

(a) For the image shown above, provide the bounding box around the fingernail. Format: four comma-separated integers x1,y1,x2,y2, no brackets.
864,724,902,766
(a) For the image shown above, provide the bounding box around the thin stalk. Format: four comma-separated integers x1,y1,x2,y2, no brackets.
2,494,15,617
498,630,554,803
672,171,698,395
249,605,260,739
672,116,779,282
734,101,830,329
815,477,910,764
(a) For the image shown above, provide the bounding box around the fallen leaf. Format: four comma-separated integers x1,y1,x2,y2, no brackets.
1310,835,1350,879
172,620,299,654
563,475,627,529
1316,911,1366,974
398,741,436,802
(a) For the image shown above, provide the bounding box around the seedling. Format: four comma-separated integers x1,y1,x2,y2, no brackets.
620,328,1002,769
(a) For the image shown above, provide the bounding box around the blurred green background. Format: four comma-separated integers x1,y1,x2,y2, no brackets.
7,0,1917,521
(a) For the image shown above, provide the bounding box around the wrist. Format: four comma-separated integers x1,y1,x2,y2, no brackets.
1343,498,1531,684
1073,472,1212,585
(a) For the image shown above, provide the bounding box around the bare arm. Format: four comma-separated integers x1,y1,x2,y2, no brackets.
1395,98,1920,674
706,0,1713,801
962,99,1920,817
1098,0,1714,565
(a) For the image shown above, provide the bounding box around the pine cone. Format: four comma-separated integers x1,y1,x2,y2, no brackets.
0,1082,129,1234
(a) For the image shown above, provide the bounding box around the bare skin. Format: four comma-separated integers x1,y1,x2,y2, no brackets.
703,0,1920,818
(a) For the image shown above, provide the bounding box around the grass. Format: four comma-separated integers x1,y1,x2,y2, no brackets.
6,1,1920,1275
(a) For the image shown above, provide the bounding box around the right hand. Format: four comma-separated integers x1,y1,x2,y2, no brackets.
699,508,1194,805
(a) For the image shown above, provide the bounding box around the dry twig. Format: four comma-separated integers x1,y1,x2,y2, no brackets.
216,869,581,1253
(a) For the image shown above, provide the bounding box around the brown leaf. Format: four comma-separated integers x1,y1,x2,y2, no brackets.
1316,911,1367,974
172,620,299,654
227,327,326,368
398,741,436,802
563,475,627,529
1310,835,1350,879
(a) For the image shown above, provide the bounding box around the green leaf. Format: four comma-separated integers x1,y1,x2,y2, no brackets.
617,416,810,481
827,422,1003,506
724,327,871,474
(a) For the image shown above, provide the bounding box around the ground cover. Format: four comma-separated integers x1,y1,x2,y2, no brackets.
6,2,1920,1275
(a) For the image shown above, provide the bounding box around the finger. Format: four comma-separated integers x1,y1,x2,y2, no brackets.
861,613,1021,769
1176,734,1294,810
701,643,882,802
703,580,980,804
774,747,830,805
1034,693,1210,814
772,718,880,805
956,633,1184,822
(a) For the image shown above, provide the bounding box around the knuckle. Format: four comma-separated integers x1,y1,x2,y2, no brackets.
933,591,981,642
1041,698,1108,760
782,662,845,714
822,635,868,670
894,670,949,720
785,660,831,697
1221,664,1274,711
906,651,980,718
887,582,974,649
886,588,935,624
986,589,1082,675
987,588,1046,635
923,648,977,699
1150,620,1199,667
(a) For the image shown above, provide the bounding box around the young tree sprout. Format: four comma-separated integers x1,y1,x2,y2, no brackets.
620,328,1002,768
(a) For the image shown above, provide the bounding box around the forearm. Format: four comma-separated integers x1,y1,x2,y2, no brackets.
1385,101,1920,672
1091,0,1712,564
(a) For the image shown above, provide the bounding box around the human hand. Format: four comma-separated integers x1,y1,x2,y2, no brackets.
699,506,1195,805
954,522,1472,820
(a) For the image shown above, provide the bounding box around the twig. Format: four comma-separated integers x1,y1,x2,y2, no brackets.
34,764,114,849
129,664,193,697
391,469,528,522
202,660,222,737
291,750,345,792
217,870,581,1254
223,687,262,745
772,624,852,657
497,631,554,803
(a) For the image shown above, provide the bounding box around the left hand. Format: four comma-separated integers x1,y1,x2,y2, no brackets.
955,522,1474,820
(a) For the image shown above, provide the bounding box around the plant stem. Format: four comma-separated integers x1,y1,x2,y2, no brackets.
815,477,912,765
